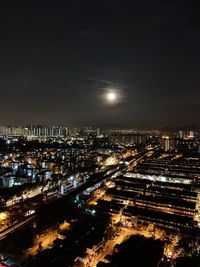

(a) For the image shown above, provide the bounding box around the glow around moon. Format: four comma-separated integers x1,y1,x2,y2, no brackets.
107,92,116,101
101,88,121,105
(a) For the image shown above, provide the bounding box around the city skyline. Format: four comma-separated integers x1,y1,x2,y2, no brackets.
0,1,199,127
0,123,199,132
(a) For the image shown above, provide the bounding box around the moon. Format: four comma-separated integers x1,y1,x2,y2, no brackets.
107,92,116,102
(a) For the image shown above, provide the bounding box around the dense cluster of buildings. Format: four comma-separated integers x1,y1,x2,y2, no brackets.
0,126,199,190
94,153,200,230
0,144,101,188
0,127,199,267
161,132,199,153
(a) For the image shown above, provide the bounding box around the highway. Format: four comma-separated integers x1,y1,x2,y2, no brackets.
0,215,36,241
6,186,42,207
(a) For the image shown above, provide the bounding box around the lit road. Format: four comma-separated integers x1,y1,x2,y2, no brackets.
83,223,178,267
20,221,70,261
84,226,154,266
84,228,131,266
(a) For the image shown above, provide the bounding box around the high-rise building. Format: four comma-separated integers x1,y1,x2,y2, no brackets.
161,136,170,151
97,128,101,137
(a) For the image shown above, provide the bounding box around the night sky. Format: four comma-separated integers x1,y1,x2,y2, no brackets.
0,1,199,128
